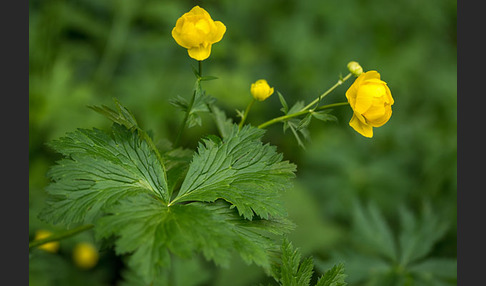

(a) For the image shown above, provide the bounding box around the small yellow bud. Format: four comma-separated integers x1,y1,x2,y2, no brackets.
72,242,99,269
347,61,363,77
34,230,60,253
250,79,274,101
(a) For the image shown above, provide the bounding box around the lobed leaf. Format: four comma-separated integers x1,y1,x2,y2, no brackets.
171,124,297,220
97,195,294,284
40,124,169,226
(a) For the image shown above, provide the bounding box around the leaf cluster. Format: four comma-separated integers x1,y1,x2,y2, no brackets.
278,92,337,149
39,99,297,284
316,202,457,286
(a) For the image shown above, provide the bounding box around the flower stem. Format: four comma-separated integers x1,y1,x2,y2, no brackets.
174,61,203,147
300,73,353,112
29,224,94,250
238,98,255,130
258,102,349,129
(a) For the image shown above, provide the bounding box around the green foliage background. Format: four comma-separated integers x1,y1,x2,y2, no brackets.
29,0,456,285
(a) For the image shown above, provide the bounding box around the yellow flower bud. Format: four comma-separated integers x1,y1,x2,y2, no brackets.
72,242,99,269
345,71,394,138
251,79,274,101
34,230,60,253
171,6,226,61
347,61,363,77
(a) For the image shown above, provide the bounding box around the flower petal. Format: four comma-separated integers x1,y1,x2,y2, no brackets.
209,21,226,43
188,44,212,61
349,113,373,138
384,84,394,105
363,70,381,81
354,82,387,114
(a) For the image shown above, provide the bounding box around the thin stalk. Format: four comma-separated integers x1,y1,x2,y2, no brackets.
300,73,353,112
238,98,255,130
29,224,94,250
174,61,203,147
258,102,349,129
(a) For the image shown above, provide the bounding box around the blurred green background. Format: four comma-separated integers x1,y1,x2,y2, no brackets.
29,0,456,285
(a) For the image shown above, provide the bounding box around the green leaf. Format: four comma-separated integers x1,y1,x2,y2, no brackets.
297,113,313,130
311,110,338,123
162,147,194,199
209,105,234,138
315,252,388,285
316,263,347,286
171,124,297,220
272,238,345,286
39,124,169,226
169,95,190,111
88,97,138,130
278,91,289,114
286,119,309,149
398,205,449,266
170,81,216,128
408,258,457,283
41,101,297,284
277,238,314,286
351,202,398,261
119,255,211,286
97,195,294,284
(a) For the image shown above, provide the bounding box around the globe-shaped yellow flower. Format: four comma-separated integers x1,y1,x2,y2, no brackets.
72,242,99,269
172,6,226,61
345,71,394,138
251,79,274,101
34,230,60,253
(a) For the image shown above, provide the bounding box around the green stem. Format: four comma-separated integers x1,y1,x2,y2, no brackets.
258,102,349,129
29,224,94,250
238,98,255,130
174,61,203,147
198,60,202,78
300,73,353,112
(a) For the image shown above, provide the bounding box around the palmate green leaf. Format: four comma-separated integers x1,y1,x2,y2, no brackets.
97,194,294,284
319,202,455,286
272,238,346,286
398,205,449,266
39,124,169,226
350,202,398,261
170,124,297,220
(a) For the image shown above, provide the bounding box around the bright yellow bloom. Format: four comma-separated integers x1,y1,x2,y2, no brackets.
34,230,60,253
345,71,394,138
251,79,274,101
172,6,226,61
72,242,99,269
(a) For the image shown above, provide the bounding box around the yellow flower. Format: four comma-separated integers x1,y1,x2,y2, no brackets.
251,79,274,101
172,6,226,61
345,71,394,138
72,242,99,269
34,230,60,253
